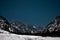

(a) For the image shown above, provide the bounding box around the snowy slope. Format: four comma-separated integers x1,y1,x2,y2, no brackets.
0,28,60,40
0,33,60,40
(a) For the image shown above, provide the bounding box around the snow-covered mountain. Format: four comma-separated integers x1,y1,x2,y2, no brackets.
0,29,60,40
0,16,60,40
0,16,60,37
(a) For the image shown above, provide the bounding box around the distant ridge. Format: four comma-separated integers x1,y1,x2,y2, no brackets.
0,16,60,37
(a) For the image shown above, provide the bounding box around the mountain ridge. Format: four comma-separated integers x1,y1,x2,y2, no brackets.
0,16,60,37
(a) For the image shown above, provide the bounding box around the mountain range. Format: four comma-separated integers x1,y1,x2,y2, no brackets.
0,16,60,37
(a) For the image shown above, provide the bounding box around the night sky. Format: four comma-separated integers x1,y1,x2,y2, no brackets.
0,0,60,26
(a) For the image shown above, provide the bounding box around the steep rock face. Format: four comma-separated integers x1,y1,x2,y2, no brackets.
47,16,60,32
10,21,27,34
10,21,45,34
45,16,60,36
0,16,11,31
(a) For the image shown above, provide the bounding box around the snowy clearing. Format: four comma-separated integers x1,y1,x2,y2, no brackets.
0,34,60,40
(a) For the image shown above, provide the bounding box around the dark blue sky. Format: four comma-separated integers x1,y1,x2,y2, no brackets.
0,0,60,26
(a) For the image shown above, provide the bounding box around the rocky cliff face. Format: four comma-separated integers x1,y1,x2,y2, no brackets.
47,16,60,32
0,16,11,31
44,16,60,36
0,16,60,37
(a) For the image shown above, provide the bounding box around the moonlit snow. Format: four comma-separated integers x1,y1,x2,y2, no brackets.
0,29,60,40
0,33,60,40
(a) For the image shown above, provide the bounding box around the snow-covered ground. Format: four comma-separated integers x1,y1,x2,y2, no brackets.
0,28,60,40
0,33,60,40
